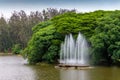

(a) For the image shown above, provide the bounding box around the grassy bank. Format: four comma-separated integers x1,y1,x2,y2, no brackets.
0,53,13,56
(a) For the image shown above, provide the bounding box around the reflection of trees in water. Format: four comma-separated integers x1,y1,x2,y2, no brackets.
30,65,60,80
60,67,120,80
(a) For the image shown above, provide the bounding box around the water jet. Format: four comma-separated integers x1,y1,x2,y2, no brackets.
57,32,90,69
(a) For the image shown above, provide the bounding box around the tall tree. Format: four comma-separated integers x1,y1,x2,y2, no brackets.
0,16,11,52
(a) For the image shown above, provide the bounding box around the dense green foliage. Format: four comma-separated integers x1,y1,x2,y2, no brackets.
23,10,120,65
90,11,120,65
12,44,22,54
23,11,106,64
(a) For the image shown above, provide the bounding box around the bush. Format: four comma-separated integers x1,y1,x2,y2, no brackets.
42,45,59,63
12,44,21,54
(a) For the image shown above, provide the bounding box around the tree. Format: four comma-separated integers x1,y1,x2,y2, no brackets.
0,16,11,52
23,11,100,64
90,11,120,65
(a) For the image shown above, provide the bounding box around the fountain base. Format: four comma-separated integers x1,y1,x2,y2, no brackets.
55,64,93,70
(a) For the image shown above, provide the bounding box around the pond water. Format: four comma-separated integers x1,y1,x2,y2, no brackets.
0,55,120,80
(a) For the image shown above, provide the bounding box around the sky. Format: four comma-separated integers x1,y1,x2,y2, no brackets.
0,0,120,18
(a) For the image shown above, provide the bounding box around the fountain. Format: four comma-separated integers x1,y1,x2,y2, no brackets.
57,32,90,69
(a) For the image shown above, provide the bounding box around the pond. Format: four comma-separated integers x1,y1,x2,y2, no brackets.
0,55,120,80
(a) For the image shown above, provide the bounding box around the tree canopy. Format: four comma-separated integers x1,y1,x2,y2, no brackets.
23,10,111,64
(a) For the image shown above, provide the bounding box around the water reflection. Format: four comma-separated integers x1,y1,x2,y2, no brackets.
0,56,36,80
60,69,89,80
0,55,60,80
31,64,60,80
60,67,120,80
1,55,120,80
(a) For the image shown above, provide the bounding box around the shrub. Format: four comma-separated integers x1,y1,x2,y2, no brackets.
12,44,21,54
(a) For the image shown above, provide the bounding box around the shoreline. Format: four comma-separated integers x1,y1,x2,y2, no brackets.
0,53,13,56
